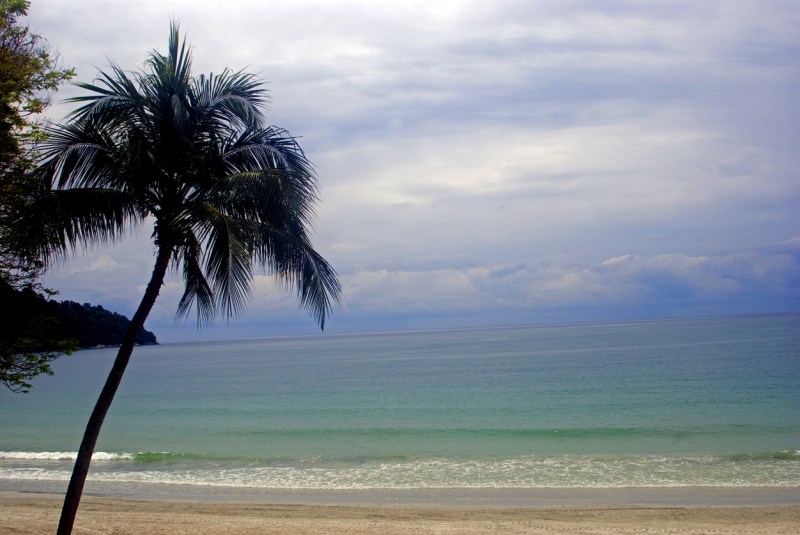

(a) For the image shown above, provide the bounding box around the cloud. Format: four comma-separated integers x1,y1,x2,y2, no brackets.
332,237,799,324
67,255,121,274
26,1,800,339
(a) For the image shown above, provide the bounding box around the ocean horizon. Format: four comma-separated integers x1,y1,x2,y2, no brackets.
2,313,798,499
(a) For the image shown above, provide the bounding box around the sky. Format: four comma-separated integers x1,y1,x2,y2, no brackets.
23,0,800,340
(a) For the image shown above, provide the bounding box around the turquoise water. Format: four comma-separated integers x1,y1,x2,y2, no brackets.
1,314,798,490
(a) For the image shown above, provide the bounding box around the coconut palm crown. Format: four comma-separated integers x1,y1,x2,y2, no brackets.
32,24,340,535
37,24,339,327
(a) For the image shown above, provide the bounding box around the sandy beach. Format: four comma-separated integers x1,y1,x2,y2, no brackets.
1,492,799,534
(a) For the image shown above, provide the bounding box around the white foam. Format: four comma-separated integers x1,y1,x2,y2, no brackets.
0,451,133,461
2,454,798,489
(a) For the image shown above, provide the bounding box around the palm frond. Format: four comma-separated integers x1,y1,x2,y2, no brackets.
193,69,266,130
40,124,117,190
184,203,255,319
222,131,319,224
145,22,192,89
66,63,145,128
291,243,341,330
21,188,138,264
254,223,341,329
175,233,215,324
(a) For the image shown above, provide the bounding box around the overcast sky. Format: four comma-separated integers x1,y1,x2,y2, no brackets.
25,0,800,340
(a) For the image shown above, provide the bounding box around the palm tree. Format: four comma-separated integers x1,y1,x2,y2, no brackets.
29,24,340,535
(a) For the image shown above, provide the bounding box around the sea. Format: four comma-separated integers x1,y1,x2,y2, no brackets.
1,314,798,501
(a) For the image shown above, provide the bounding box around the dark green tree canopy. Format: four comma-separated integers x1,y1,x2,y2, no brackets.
0,278,76,392
1,0,75,392
0,280,158,392
1,0,74,160
1,0,73,285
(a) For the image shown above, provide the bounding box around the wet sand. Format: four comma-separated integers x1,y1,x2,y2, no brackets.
1,492,798,534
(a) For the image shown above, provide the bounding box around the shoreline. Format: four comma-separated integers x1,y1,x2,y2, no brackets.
2,484,798,506
2,492,798,535
78,486,800,507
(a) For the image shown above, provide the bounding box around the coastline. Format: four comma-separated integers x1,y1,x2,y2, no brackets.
2,491,798,535
3,480,799,506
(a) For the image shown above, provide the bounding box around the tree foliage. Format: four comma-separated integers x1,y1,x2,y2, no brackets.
1,0,74,228
1,280,157,349
1,0,75,282
53,300,158,347
0,0,73,146
0,279,77,392
0,0,75,390
1,278,158,392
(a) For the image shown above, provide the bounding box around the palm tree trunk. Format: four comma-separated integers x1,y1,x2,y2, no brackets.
57,245,173,535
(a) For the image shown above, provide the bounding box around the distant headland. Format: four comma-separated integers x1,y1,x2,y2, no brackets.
0,282,158,350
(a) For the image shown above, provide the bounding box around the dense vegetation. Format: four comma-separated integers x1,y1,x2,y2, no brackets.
55,300,158,347
1,0,75,392
1,0,74,286
1,278,157,392
0,280,157,350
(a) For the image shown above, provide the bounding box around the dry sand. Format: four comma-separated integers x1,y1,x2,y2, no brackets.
1,493,798,535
